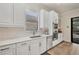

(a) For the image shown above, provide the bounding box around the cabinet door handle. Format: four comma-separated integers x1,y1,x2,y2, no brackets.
29,46,30,51
39,42,41,47
0,47,9,51
39,43,40,47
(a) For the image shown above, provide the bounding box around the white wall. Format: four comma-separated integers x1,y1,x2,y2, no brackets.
61,8,79,42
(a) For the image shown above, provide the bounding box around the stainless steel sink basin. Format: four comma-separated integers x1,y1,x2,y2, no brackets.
30,35,41,38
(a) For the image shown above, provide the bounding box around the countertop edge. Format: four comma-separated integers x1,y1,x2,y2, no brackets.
0,34,52,47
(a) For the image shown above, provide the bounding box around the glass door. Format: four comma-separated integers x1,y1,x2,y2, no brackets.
71,17,79,44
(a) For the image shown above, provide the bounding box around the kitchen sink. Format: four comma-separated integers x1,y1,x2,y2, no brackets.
30,35,41,38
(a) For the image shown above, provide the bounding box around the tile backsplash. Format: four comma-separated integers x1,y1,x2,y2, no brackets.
0,27,33,41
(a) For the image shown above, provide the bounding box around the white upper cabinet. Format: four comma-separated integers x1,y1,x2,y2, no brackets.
0,3,13,25
54,13,58,24
48,11,58,35
39,9,58,35
48,11,54,35
14,3,25,27
0,3,58,28
0,3,26,27
39,9,49,29
50,11,58,24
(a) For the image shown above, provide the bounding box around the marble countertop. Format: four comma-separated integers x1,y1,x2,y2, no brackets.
0,34,52,46
0,36,31,46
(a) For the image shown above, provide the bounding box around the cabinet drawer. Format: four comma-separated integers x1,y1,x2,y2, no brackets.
16,41,29,46
0,44,16,55
16,41,30,55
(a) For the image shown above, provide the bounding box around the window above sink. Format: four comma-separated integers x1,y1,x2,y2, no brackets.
25,10,39,31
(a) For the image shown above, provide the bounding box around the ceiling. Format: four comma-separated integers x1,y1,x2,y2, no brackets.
43,3,79,14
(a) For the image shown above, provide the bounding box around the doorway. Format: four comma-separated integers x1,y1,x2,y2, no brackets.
71,17,79,44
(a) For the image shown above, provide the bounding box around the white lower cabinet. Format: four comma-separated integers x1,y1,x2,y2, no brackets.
30,37,46,55
39,37,46,54
29,37,47,55
46,36,53,50
30,39,40,55
16,41,30,55
16,37,46,55
53,33,63,47
58,33,63,42
16,39,41,55
0,44,16,55
0,37,47,55
53,40,60,47
0,35,63,55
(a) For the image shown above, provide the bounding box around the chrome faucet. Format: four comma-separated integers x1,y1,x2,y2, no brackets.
32,29,37,35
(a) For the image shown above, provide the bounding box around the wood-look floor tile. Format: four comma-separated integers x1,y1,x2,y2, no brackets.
47,41,79,55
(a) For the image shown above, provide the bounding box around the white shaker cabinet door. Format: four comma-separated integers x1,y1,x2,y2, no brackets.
16,41,30,55
48,11,54,35
0,3,13,25
30,39,40,55
39,9,49,29
40,37,46,54
14,3,25,27
58,33,63,42
0,44,16,55
52,11,58,24
46,36,53,50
